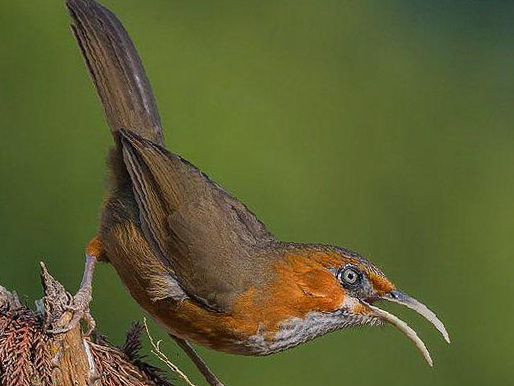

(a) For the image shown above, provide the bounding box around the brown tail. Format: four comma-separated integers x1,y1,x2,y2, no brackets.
66,0,164,146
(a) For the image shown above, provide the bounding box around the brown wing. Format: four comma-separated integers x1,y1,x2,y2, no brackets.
120,129,276,311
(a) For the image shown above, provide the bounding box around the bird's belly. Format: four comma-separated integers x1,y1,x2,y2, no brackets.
101,234,300,355
150,299,350,356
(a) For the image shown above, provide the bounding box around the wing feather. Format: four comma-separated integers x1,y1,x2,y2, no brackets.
119,129,275,311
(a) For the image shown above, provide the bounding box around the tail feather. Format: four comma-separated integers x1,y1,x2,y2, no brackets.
66,0,164,145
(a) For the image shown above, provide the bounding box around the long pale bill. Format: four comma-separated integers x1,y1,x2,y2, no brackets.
384,290,450,344
365,302,433,367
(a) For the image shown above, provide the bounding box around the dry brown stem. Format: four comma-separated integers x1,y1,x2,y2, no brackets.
0,263,174,386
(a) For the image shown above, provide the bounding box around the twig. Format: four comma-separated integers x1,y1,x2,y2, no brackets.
143,318,196,386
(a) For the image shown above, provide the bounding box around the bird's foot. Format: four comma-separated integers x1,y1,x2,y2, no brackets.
48,285,96,335
48,246,99,336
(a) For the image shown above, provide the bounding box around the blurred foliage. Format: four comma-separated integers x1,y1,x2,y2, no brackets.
1,0,513,385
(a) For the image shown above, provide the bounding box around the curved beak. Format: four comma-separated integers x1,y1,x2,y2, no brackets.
363,290,450,367
384,290,450,343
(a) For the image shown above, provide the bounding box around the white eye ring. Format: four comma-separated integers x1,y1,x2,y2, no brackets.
340,267,360,286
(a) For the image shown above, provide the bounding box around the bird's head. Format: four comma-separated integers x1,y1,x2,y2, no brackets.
251,244,449,364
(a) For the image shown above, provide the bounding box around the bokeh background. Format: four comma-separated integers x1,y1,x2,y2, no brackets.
1,0,513,385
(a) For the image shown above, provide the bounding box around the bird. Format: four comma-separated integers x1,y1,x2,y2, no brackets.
59,0,450,385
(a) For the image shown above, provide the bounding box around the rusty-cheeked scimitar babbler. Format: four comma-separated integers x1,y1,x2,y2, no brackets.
55,0,450,384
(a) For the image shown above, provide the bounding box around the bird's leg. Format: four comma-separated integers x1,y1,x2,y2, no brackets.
170,334,225,386
48,237,102,335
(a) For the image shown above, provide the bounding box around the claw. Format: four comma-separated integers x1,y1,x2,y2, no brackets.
48,286,96,335
48,251,98,335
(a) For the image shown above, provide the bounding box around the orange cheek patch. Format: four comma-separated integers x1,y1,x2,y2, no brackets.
297,270,345,306
279,254,345,312
230,255,347,340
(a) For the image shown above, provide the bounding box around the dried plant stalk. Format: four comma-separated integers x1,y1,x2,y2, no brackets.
0,264,178,386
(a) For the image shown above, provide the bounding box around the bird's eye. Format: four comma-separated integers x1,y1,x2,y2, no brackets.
339,266,361,286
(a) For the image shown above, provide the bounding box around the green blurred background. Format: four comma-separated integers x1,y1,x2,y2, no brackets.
1,0,513,385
